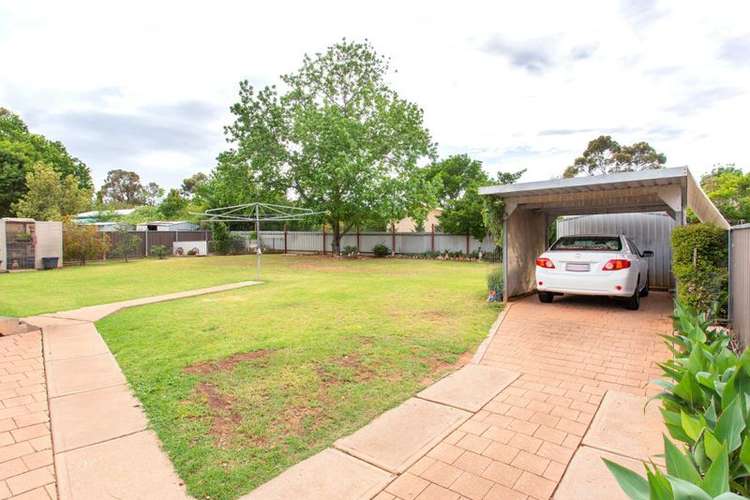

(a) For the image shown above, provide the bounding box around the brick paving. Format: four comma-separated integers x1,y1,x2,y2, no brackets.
377,293,673,500
0,330,55,500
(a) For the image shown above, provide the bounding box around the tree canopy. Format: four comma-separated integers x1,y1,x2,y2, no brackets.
0,108,92,217
213,39,436,252
424,154,525,240
700,164,750,225
12,162,92,220
563,135,666,178
97,169,163,207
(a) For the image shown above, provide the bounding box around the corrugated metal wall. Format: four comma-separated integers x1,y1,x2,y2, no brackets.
557,212,676,289
731,225,750,347
255,231,498,255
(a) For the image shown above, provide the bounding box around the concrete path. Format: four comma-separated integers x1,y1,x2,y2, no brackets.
16,281,259,500
247,293,673,500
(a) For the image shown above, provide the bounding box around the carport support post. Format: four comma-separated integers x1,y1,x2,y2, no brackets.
503,215,509,303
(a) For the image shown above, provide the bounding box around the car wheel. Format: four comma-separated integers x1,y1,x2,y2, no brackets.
538,292,554,303
626,286,640,310
640,274,649,297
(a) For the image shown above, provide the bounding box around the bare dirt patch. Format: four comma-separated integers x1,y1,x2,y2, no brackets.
184,349,272,375
419,350,474,386
194,382,247,447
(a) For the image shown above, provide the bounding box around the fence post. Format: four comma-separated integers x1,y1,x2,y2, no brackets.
356,226,360,251
466,233,470,255
175,231,179,242
431,224,435,253
145,230,149,257
391,224,396,256
284,224,288,254
323,226,327,255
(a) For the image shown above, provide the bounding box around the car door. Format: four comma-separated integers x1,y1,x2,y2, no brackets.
626,237,647,289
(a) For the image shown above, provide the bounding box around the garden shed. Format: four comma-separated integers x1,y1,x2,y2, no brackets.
0,218,63,271
478,167,729,301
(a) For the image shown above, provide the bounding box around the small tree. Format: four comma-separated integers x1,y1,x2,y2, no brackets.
63,222,110,265
211,222,232,255
563,135,666,178
112,223,140,262
12,162,91,220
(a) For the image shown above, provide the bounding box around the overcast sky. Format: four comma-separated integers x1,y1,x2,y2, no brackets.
1,1,748,190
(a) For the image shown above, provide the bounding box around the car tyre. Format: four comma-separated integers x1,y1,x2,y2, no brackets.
626,285,640,310
640,274,649,297
538,292,554,303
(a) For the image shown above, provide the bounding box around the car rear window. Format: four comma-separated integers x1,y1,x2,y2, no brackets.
551,236,622,251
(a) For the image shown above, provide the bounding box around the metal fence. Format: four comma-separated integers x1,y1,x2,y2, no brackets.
557,212,677,289
252,230,498,255
730,224,750,347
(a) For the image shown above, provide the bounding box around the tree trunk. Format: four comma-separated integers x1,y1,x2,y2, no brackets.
332,221,342,256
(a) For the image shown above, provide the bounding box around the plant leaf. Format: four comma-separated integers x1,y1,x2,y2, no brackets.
741,436,750,467
664,435,701,483
701,443,729,495
603,459,649,500
704,430,723,462
714,397,746,453
665,476,712,500
680,411,705,442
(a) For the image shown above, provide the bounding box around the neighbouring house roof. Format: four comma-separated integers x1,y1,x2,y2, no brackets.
395,208,443,232
137,221,193,226
75,208,138,219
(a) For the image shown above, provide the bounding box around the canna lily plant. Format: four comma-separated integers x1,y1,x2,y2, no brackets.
606,301,750,499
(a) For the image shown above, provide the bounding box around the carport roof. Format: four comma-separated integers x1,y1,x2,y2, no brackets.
479,166,729,229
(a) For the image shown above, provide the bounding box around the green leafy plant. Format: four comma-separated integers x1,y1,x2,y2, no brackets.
211,222,231,255
372,244,390,257
342,245,358,257
151,244,168,260
607,301,750,498
672,224,728,315
486,267,503,302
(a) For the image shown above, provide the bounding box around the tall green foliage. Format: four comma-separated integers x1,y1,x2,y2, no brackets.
12,162,92,220
607,302,750,499
0,108,92,217
701,165,750,226
563,135,666,178
214,39,436,254
672,224,728,314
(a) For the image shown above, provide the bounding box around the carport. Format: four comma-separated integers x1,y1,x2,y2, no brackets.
478,167,729,301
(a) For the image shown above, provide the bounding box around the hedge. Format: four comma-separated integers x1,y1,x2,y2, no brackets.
672,223,728,314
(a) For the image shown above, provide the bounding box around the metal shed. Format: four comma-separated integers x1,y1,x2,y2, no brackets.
479,167,729,301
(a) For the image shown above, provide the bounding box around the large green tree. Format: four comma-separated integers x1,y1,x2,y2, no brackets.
424,155,524,240
563,135,666,178
216,39,436,253
0,108,92,217
700,164,750,225
11,162,92,220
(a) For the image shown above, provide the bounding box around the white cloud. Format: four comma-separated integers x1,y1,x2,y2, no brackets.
1,0,748,189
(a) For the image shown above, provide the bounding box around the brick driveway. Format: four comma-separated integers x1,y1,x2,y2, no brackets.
376,292,673,500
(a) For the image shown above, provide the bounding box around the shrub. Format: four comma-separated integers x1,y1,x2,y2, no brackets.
672,223,728,314
607,300,749,498
150,244,168,259
63,222,111,265
342,245,358,257
211,222,232,255
486,267,503,302
373,243,390,257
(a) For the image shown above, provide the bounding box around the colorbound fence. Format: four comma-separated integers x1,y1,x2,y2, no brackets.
557,212,677,290
250,230,498,256
730,224,750,348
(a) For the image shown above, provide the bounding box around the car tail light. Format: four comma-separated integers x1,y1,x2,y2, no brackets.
536,257,555,269
603,259,631,271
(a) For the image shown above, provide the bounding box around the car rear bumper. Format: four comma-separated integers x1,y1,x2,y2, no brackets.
536,268,637,297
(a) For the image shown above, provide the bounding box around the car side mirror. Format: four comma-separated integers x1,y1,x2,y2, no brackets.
642,250,654,258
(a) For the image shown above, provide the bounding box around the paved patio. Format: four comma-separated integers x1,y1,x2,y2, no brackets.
248,292,673,500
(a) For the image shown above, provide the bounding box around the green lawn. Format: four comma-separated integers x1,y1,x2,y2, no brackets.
1,255,501,499
0,256,266,316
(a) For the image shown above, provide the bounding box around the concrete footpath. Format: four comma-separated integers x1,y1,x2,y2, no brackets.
17,281,259,500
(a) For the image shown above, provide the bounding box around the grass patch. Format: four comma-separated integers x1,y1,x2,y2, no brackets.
0,256,266,316
93,255,500,499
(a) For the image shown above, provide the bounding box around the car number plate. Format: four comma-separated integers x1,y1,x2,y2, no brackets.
565,263,590,272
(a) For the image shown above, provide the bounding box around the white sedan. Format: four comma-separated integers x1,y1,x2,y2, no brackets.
535,234,652,310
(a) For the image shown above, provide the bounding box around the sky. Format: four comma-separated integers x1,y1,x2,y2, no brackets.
1,0,748,191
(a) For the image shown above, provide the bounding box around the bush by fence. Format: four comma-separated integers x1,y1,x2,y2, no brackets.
672,223,728,314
